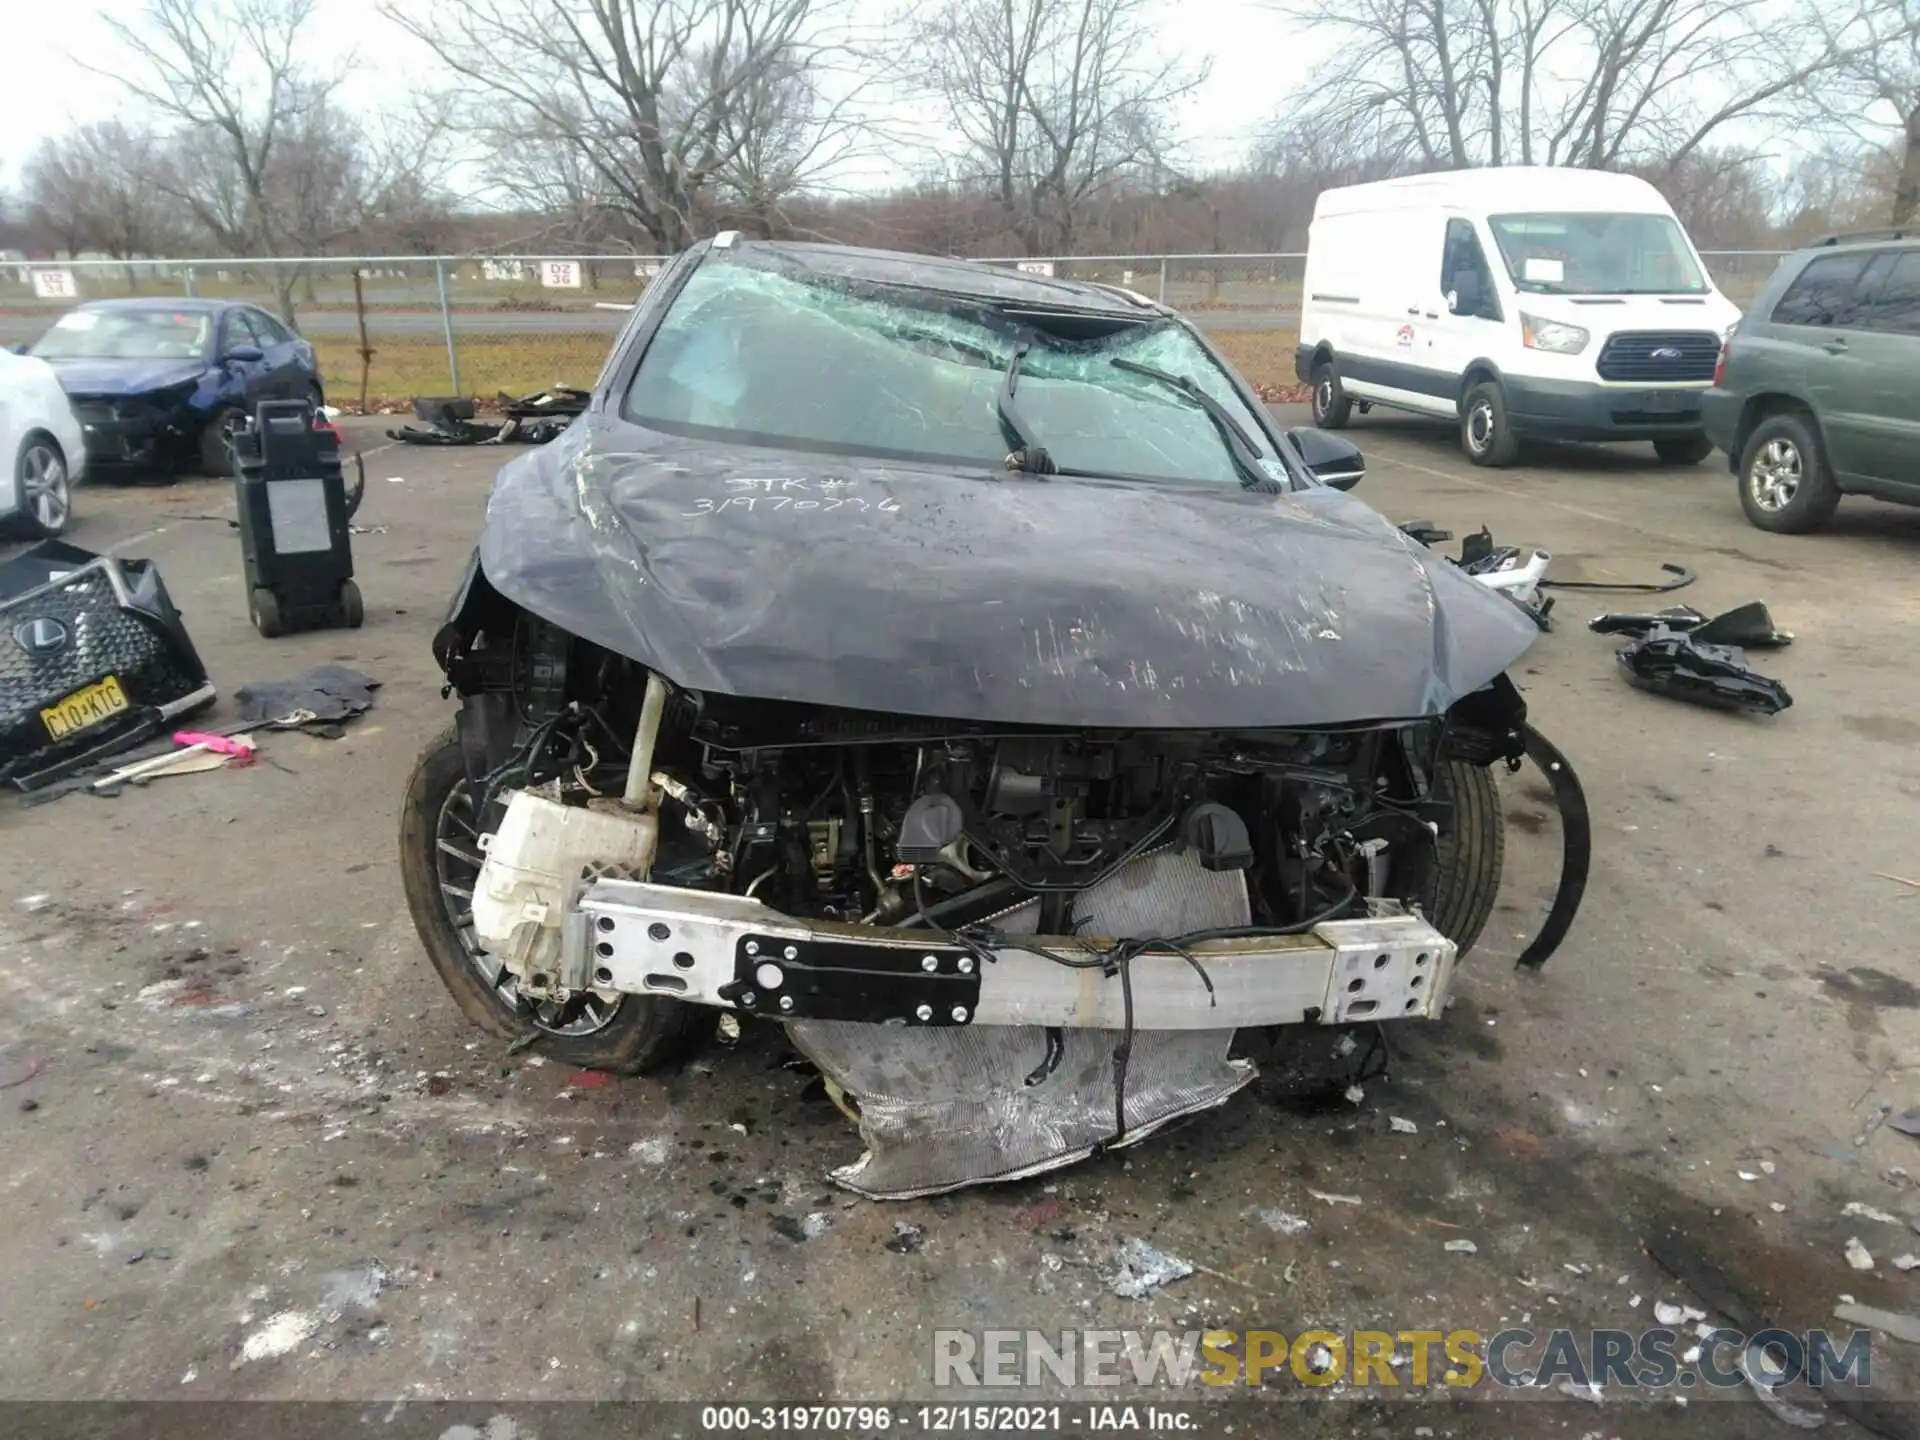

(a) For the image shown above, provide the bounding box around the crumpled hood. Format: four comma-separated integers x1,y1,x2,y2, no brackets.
478,415,1540,728
44,357,208,400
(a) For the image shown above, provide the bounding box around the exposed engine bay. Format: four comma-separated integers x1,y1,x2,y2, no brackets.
426,573,1586,1197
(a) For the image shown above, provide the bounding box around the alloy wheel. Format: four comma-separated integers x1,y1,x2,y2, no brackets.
21,443,69,532
1748,437,1801,513
433,780,623,1037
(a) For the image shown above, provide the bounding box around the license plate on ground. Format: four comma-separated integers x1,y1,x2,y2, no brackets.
40,675,130,741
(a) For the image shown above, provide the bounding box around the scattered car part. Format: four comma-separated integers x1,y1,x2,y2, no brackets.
29,298,323,478
0,540,215,791
89,730,256,791
1590,605,1707,637
1613,617,1793,716
233,400,364,637
401,236,1594,1195
1540,562,1696,594
388,388,589,446
1514,724,1591,970
1398,522,1554,629
1590,602,1791,647
232,665,378,736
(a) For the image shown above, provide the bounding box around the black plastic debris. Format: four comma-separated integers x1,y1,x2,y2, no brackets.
1542,562,1696,594
233,664,380,736
1613,612,1793,716
1590,605,1708,637
388,388,589,447
1591,601,1792,647
1,541,215,791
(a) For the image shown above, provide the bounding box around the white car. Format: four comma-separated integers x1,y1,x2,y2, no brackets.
1,347,85,537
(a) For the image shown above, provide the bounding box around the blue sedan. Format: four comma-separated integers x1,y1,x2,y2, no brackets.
27,299,325,478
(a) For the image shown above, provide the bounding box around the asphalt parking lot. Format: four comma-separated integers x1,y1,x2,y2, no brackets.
3,412,1919,1436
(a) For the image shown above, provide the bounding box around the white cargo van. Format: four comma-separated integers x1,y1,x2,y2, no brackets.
1294,168,1742,467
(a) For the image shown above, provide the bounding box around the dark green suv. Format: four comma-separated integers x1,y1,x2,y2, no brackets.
1702,232,1920,533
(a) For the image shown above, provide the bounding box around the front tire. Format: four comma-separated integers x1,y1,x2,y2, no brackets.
1460,381,1520,467
1738,413,1839,535
399,723,705,1073
199,406,245,477
1310,359,1353,429
8,433,71,539
1654,434,1713,465
1422,758,1505,959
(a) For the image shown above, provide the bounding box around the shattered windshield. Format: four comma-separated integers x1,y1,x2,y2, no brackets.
32,307,212,361
623,254,1280,485
1488,212,1707,295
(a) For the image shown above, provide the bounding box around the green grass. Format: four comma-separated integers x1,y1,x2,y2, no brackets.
315,333,614,408
317,326,1307,411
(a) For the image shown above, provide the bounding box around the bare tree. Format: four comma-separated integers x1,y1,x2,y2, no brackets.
1269,0,1894,179
382,0,879,252
86,0,454,315
19,122,186,278
913,0,1204,254
1815,0,1920,224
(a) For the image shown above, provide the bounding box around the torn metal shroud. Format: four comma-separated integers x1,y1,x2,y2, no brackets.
789,846,1255,1200
477,416,1542,729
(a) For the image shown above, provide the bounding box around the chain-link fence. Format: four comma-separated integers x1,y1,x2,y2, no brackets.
0,249,1789,404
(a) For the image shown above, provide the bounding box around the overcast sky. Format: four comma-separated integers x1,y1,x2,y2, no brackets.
0,0,1317,194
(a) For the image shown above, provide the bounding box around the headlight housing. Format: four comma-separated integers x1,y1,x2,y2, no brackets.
1520,312,1590,354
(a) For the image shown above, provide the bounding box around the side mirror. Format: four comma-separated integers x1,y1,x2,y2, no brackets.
1285,426,1364,491
225,345,265,363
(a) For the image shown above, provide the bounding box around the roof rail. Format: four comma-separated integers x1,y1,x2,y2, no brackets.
1814,228,1911,247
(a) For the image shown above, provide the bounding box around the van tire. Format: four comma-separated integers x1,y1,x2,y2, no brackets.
1310,360,1352,429
1461,381,1520,467
1653,434,1713,465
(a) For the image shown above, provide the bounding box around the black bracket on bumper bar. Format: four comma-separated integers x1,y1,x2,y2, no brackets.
721,933,984,1025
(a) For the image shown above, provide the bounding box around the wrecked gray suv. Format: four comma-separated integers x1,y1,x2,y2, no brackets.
400,238,1587,1199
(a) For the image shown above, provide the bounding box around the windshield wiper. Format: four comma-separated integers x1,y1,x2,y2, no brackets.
1109,358,1271,488
996,340,1046,463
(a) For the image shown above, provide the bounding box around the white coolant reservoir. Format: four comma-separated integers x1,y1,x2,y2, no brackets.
471,790,660,988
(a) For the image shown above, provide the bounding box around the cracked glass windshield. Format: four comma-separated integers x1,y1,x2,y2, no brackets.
623,254,1278,485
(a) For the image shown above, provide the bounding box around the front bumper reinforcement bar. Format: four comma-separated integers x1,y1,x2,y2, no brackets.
568,881,1457,1031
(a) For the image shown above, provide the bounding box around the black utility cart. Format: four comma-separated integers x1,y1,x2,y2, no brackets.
232,400,364,638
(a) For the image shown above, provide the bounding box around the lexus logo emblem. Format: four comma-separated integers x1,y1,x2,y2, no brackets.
12,617,70,657
1650,346,1683,360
